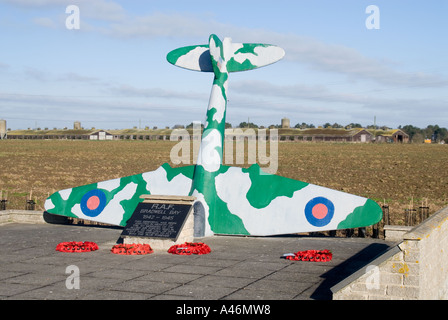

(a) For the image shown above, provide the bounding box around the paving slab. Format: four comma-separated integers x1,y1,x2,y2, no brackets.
0,222,393,301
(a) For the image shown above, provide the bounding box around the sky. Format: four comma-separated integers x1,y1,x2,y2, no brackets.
0,0,447,130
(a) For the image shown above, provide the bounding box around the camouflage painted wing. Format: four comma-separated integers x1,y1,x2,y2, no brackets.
44,163,194,226
207,164,382,236
44,162,382,235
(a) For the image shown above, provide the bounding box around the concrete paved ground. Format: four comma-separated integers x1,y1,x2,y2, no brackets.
0,223,392,301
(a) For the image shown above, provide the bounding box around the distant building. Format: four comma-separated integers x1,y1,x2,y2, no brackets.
375,129,409,143
89,130,113,140
291,128,374,143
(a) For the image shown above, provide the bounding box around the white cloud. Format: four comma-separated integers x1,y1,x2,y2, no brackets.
10,0,445,89
22,67,99,84
239,32,448,88
82,0,126,22
2,1,446,129
3,0,126,21
111,84,204,100
32,17,57,28
100,12,448,88
106,12,217,39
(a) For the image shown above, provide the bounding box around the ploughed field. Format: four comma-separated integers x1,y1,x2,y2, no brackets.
1,140,447,229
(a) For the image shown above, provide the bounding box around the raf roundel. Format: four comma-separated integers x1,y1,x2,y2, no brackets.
80,189,107,217
304,197,335,227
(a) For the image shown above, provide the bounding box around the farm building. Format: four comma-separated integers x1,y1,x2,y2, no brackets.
6,127,409,143
6,128,171,140
375,129,409,143
89,130,114,140
7,129,93,140
280,128,374,143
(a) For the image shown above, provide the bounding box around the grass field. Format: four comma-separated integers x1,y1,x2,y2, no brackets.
1,140,447,228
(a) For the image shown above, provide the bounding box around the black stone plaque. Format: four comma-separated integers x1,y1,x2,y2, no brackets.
121,202,193,241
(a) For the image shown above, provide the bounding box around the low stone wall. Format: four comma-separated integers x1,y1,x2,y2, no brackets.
332,205,448,299
0,210,69,225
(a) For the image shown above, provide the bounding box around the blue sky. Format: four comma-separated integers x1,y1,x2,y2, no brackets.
0,0,447,130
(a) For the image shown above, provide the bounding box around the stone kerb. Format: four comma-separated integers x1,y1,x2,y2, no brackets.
332,205,448,300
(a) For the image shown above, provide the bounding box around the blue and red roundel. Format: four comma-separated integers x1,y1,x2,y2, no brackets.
80,189,107,217
304,197,335,227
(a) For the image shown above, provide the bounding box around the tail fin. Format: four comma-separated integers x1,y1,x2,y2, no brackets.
166,34,285,73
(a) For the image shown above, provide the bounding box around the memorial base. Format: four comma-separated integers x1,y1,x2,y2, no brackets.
121,195,195,252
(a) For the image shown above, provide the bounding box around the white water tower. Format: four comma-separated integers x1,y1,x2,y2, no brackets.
0,119,6,139
281,117,290,128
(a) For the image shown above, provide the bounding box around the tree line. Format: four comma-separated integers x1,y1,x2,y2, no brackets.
399,124,448,143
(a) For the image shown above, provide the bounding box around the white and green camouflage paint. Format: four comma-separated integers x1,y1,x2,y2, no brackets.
45,34,382,236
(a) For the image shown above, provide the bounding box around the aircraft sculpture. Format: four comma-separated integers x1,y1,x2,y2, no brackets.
45,34,382,236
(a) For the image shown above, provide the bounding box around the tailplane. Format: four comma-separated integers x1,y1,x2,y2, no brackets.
166,34,285,73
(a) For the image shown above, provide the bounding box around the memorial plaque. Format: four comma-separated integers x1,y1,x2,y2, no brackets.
121,201,193,241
